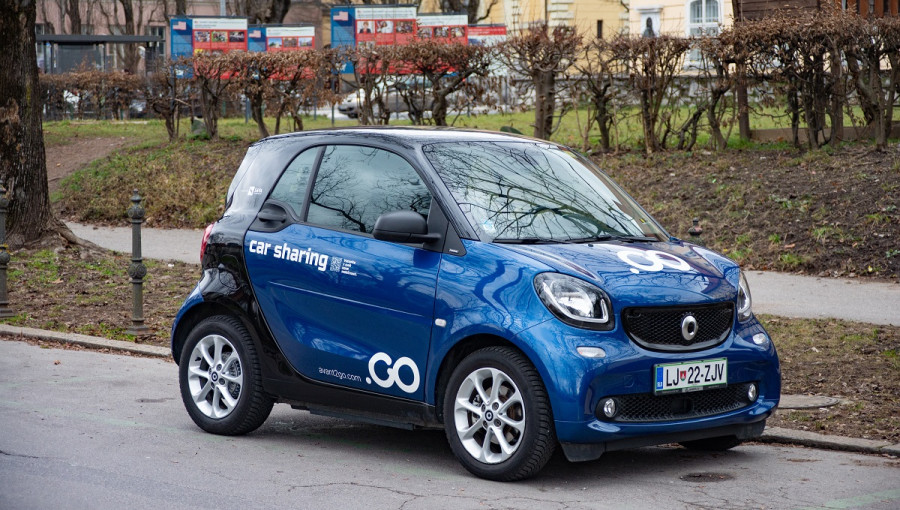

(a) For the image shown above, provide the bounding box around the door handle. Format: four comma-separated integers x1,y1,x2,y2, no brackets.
257,209,286,222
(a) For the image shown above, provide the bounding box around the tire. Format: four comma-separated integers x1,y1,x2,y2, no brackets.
443,346,556,481
679,435,743,451
178,315,274,435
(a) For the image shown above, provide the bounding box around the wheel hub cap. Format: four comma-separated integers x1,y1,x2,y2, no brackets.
187,334,244,419
453,367,526,464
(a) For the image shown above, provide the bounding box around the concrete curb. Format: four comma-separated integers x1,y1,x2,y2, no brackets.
759,426,900,456
2,324,899,457
0,324,170,359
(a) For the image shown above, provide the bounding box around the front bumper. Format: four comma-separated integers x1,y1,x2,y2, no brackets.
514,315,780,459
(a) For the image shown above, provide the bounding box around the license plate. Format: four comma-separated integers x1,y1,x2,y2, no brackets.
654,358,727,395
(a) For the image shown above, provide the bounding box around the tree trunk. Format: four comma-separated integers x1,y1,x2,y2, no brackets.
270,0,291,24
65,0,81,34
250,92,269,138
594,95,611,151
829,49,844,147
118,0,140,73
0,0,67,249
533,72,555,140
736,62,751,141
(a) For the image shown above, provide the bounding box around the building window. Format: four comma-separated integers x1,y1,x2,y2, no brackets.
688,0,720,37
597,20,603,39
145,25,166,73
687,0,719,65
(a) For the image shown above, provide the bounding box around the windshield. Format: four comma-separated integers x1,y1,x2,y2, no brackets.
423,141,666,243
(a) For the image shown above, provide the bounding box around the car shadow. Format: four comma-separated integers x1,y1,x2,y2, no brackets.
248,406,758,483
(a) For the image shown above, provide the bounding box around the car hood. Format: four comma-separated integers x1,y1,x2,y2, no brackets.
498,240,740,308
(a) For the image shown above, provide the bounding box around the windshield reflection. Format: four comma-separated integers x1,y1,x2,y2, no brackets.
424,142,665,243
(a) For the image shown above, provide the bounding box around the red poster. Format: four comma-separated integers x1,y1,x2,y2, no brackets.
394,19,416,44
191,18,248,55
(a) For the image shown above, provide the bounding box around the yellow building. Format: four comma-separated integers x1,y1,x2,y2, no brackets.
628,0,732,38
417,0,628,38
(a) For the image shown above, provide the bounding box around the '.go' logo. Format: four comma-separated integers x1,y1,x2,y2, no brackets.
367,352,420,393
615,248,693,274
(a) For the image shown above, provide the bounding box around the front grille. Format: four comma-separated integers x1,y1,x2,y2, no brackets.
622,302,734,352
598,383,755,423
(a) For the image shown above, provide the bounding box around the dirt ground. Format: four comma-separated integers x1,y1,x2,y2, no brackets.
597,146,900,280
46,136,135,194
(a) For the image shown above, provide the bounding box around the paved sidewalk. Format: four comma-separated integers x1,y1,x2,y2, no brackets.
67,221,900,326
67,221,202,265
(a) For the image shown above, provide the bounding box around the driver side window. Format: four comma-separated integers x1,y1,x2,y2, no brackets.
306,145,432,234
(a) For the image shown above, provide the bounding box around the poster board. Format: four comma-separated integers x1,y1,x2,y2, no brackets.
354,6,418,47
467,25,507,46
415,14,467,43
170,17,248,59
265,26,316,52
190,18,248,55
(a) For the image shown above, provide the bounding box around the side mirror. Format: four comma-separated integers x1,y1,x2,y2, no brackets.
373,210,441,243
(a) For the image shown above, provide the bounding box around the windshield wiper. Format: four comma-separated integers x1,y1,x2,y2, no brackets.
572,234,660,243
493,237,577,245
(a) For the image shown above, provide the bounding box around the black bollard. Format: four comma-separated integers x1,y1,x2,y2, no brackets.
126,190,150,336
0,179,13,318
688,217,704,246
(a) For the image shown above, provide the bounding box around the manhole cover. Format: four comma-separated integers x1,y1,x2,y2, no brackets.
779,395,840,409
680,472,734,483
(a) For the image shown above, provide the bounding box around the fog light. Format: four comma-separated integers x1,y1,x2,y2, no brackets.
747,383,758,402
577,346,606,358
752,333,769,346
601,398,617,418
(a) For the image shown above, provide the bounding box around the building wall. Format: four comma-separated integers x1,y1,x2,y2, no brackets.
36,0,323,68
418,0,626,37
628,0,734,36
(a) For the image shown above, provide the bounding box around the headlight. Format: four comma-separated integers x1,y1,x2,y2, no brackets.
534,273,614,330
737,271,753,322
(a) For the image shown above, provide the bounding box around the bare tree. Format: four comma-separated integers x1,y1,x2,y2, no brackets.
610,35,691,154
736,10,849,149
144,58,191,140
98,0,162,73
269,49,342,133
440,0,499,24
349,45,401,126
572,37,624,151
498,23,581,140
192,52,240,139
844,15,900,150
394,40,494,126
228,0,292,24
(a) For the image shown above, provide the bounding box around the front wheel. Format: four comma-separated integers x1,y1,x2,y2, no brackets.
443,346,556,481
178,315,273,435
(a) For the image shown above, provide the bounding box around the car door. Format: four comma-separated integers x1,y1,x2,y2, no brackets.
244,144,440,401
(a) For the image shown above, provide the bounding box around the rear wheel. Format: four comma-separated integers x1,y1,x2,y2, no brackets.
178,315,273,435
679,435,743,451
443,346,556,481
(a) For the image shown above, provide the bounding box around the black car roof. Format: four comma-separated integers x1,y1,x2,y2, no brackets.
256,126,548,147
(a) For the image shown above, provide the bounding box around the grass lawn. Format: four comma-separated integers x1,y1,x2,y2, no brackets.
44,103,898,151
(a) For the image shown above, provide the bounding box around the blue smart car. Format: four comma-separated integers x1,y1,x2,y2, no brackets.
172,127,780,481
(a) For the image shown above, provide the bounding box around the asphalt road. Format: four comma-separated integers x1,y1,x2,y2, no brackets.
2,340,898,510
